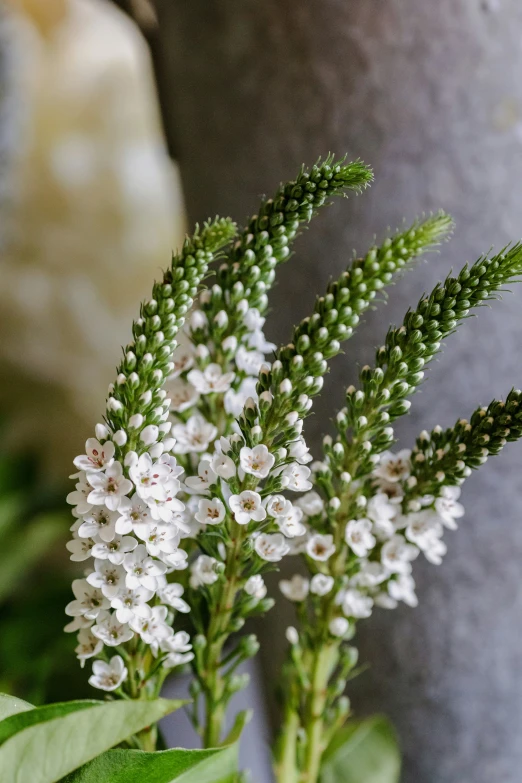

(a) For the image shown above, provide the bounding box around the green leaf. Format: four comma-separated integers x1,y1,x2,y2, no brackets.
0,693,33,721
0,697,184,783
0,700,99,745
62,744,239,783
320,716,401,783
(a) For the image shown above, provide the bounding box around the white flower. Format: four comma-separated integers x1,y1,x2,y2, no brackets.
170,339,194,378
73,438,115,473
65,579,109,620
243,307,266,332
388,572,418,607
405,511,443,550
86,561,126,599
374,449,412,483
91,535,138,565
329,617,350,638
306,534,336,562
129,453,175,501
166,378,200,412
277,505,307,538
147,488,185,524
246,329,276,353
266,495,292,518
295,491,324,517
130,605,172,653
254,532,290,562
310,573,334,596
286,626,299,645
187,363,235,394
66,537,96,561
224,377,258,417
279,575,310,602
288,438,312,465
211,452,236,480
434,485,465,529
185,459,218,492
163,549,189,571
229,491,266,525
160,631,194,667
244,574,267,599
110,586,154,624
282,463,312,492
66,472,94,515
339,588,374,619
91,611,134,647
115,495,153,534
157,582,190,613
75,629,103,667
422,535,447,565
87,462,133,511
235,345,265,376
172,415,218,454
78,507,119,542
239,444,275,479
133,522,180,557
88,655,128,692
195,497,226,525
351,561,388,588
190,554,220,587
381,535,419,574
123,544,167,590
367,492,397,539
345,519,376,558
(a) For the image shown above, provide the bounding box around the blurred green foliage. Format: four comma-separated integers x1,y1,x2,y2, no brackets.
0,423,90,704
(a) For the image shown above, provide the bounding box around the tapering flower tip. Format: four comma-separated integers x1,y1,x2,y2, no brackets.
199,216,238,253
335,159,374,192
408,211,455,250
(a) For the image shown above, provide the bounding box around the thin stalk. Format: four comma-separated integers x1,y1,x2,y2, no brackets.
274,706,300,783
300,644,339,783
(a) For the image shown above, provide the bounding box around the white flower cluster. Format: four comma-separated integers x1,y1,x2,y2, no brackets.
278,448,465,633
65,426,193,690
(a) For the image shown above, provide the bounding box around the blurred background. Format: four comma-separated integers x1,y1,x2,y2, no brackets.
2,1,522,781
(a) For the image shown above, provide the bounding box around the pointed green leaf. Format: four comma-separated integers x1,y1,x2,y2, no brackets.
0,700,99,745
62,743,239,783
0,693,33,721
0,697,184,783
320,716,401,783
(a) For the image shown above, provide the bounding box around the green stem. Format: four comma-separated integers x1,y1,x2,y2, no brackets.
301,644,339,783
274,706,300,783
135,724,158,752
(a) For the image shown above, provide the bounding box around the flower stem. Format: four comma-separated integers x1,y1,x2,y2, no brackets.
135,724,158,752
274,706,300,783
300,644,339,783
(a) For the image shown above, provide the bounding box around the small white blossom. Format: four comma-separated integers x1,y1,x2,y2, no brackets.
190,554,220,587
157,582,190,613
247,329,276,353
244,574,267,599
434,485,465,529
66,472,94,515
266,494,292,518
229,491,266,525
374,449,412,483
78,507,119,542
185,459,218,492
130,605,172,653
351,560,388,588
86,561,126,599
166,378,200,412
170,340,194,377
133,522,180,557
187,363,236,394
345,518,376,557
381,535,419,574
66,537,96,561
279,575,310,602
160,631,194,668
123,544,167,590
254,532,290,562
306,533,336,562
388,572,418,607
115,495,153,534
65,579,109,620
87,463,133,511
211,452,236,480
310,573,334,596
339,588,374,619
329,617,350,638
277,505,307,538
91,611,134,647
88,655,128,691
239,445,275,479
286,626,299,645
172,415,218,454
195,497,226,525
91,535,138,564
236,345,265,376
129,454,176,501
405,511,443,550
288,437,312,465
75,628,103,666
367,492,397,540
295,491,324,517
73,439,115,473
224,377,258,417
111,586,154,624
282,463,313,492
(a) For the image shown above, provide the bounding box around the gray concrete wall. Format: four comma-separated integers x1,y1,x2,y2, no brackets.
155,2,522,780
